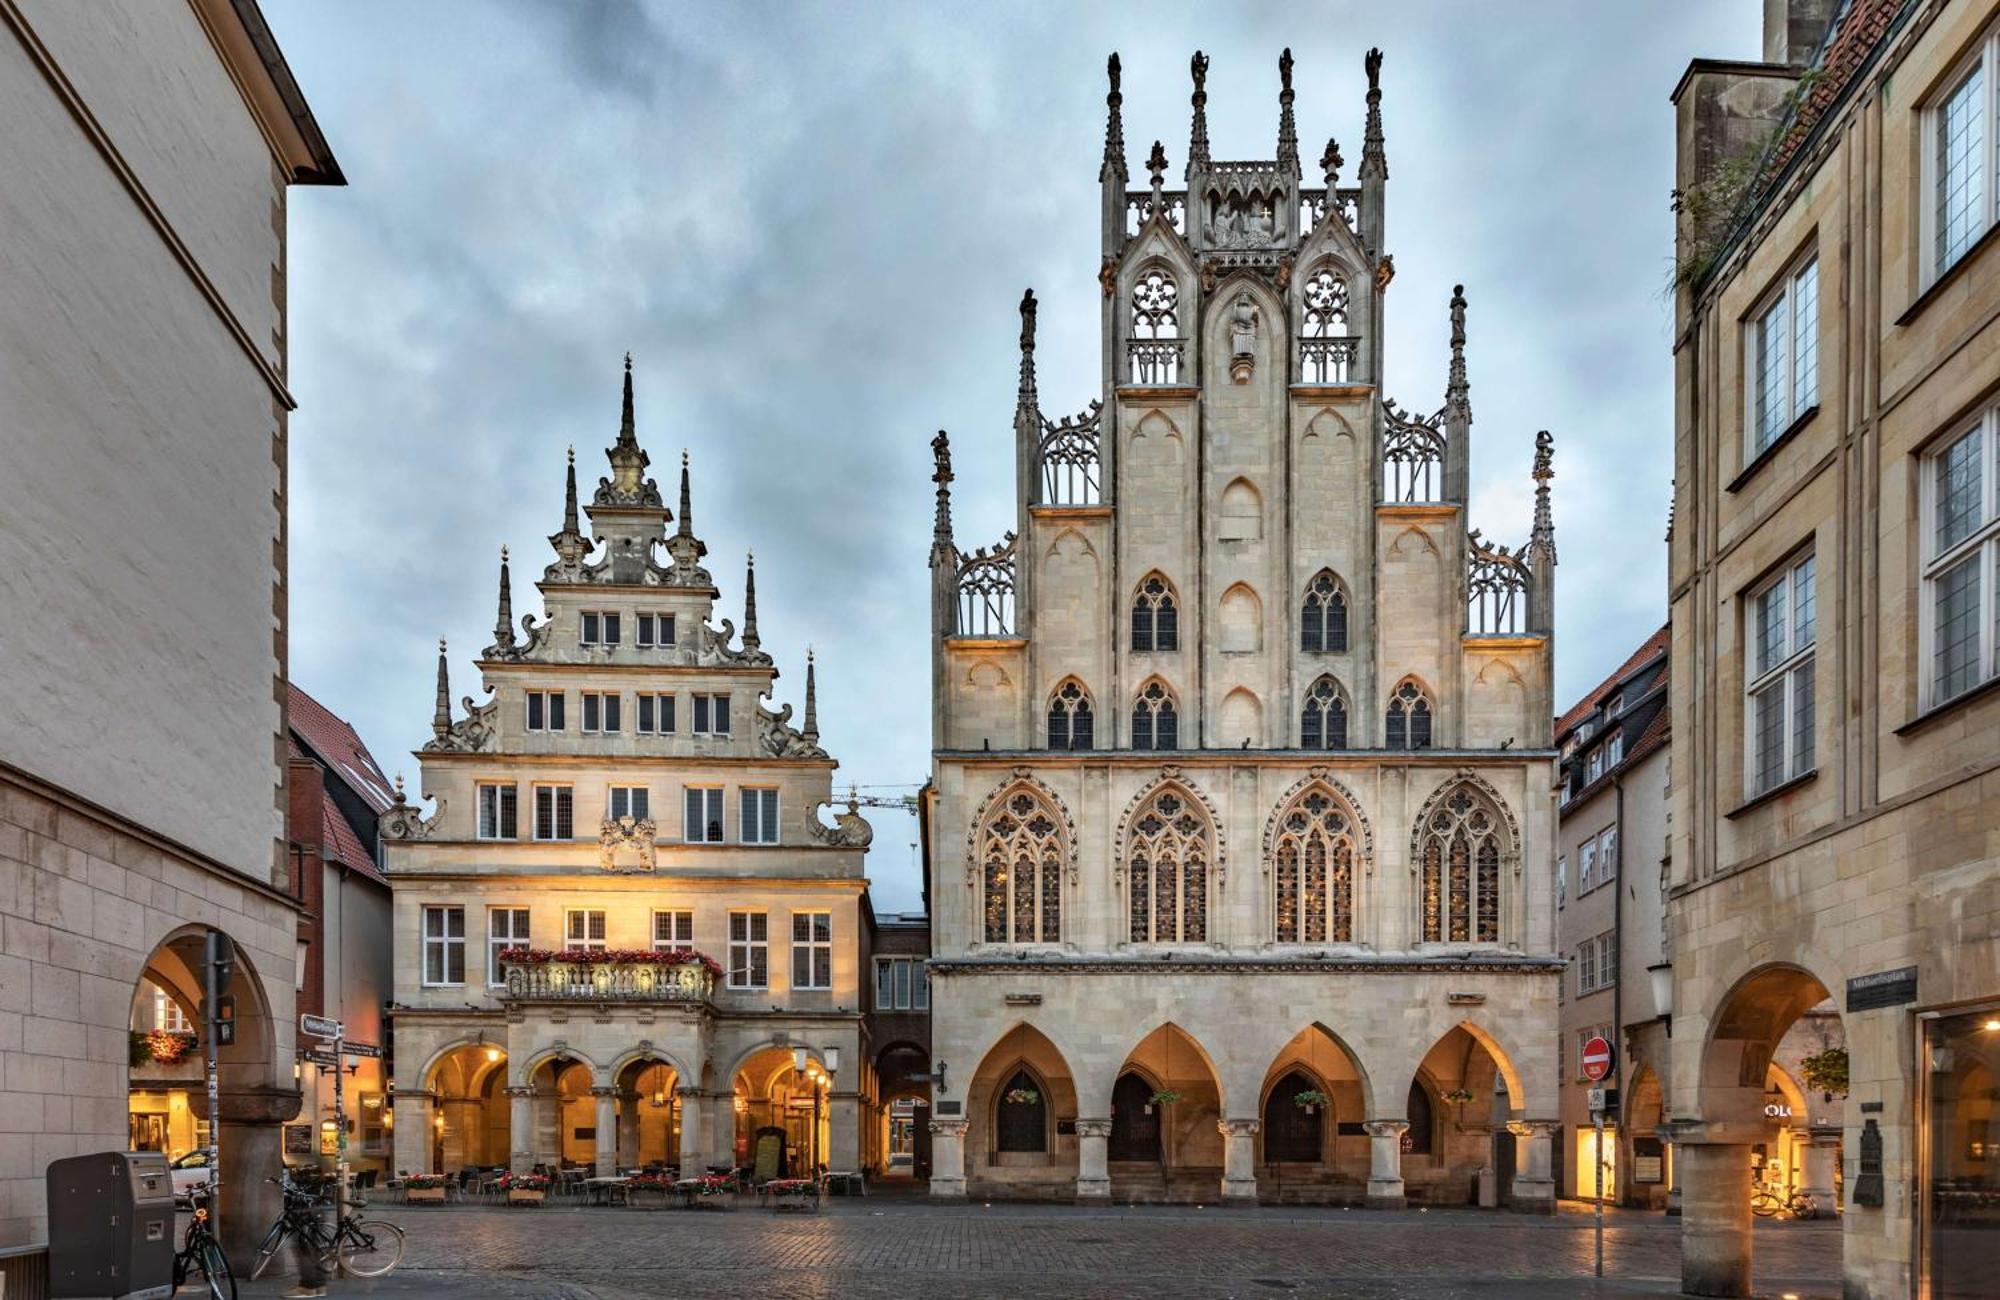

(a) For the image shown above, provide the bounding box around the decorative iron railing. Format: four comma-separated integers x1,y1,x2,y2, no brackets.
499,958,714,1003
1298,336,1360,384
954,534,1018,637
1127,339,1184,385
1381,399,1446,503
1038,402,1104,506
1465,530,1532,636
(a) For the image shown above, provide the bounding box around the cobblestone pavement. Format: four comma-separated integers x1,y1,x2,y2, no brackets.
235,1199,1844,1300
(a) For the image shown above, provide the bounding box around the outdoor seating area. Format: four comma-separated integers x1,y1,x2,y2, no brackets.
383,1164,859,1211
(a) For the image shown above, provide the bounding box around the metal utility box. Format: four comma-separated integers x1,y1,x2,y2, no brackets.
45,1151,175,1299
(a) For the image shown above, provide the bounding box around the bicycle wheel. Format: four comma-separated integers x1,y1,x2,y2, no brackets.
246,1220,289,1281
336,1218,406,1277
197,1239,238,1300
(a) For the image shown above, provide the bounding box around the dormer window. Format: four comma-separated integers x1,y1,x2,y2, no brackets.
637,612,675,648
581,611,622,646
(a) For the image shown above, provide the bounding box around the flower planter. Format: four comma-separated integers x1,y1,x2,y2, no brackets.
404,1186,446,1204
506,1188,546,1205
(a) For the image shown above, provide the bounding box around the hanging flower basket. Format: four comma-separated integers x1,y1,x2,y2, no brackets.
1004,1087,1041,1106
1291,1089,1329,1115
129,1030,198,1068
1800,1047,1848,1099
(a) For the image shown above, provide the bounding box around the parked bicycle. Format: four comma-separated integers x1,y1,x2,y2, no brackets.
1751,1183,1818,1219
172,1183,236,1300
248,1172,406,1281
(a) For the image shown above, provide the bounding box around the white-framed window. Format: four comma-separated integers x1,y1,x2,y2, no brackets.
533,784,574,841
1745,254,1819,455
525,690,565,732
652,909,693,949
791,911,832,990
637,612,676,648
487,906,529,985
422,905,465,986
692,693,730,736
727,911,768,988
1922,410,2000,708
875,956,929,1011
608,785,649,822
1925,29,1997,284
476,782,518,840
1746,552,1817,795
637,692,675,735
1595,826,1619,888
564,908,607,952
1555,855,1567,909
1578,837,1598,893
684,787,724,843
739,788,779,844
580,611,622,646
581,691,622,734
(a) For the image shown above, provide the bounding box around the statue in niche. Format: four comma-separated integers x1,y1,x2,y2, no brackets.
1229,294,1259,384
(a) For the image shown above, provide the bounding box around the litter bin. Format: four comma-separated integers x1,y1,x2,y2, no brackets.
46,1151,175,1299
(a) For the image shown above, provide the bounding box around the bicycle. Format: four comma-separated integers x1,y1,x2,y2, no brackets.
1750,1184,1818,1219
248,1172,406,1281
171,1184,236,1300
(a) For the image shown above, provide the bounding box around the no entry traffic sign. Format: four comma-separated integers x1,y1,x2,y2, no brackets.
1581,1035,1614,1082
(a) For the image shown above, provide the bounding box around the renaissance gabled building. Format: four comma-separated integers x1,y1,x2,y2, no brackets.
922,50,1565,1207
384,363,879,1182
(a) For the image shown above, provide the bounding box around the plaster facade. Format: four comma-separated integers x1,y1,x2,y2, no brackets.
924,49,1564,1208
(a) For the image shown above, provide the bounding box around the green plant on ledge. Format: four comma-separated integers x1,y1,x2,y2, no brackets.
1800,1047,1849,1098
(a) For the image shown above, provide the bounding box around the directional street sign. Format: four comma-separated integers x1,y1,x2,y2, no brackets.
1580,1035,1614,1082
301,1013,343,1039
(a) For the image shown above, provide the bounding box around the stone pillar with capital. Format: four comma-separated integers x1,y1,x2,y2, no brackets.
676,1087,703,1173
504,1086,536,1174
929,1117,969,1200
1220,1118,1261,1201
592,1087,619,1176
1074,1118,1112,1199
1507,1120,1557,1214
1363,1119,1409,1208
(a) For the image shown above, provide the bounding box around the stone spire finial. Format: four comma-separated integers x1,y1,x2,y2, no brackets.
1147,140,1169,192
676,450,693,539
1360,48,1388,181
1530,430,1555,559
1017,288,1038,404
493,546,515,650
562,446,579,535
930,429,955,559
802,648,819,745
1101,53,1127,182
1444,284,1471,422
1187,52,1211,175
431,638,451,738
742,552,760,651
1320,138,1343,188
1277,48,1299,172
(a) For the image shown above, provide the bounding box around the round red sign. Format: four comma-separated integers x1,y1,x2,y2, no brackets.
1581,1035,1614,1082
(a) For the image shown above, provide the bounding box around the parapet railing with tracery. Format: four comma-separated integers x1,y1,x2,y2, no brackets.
954,533,1018,637
1465,530,1532,636
1297,187,1362,234
1381,400,1447,503
1038,401,1104,506
1125,190,1188,236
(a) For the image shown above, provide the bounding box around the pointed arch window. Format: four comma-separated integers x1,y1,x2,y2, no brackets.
1416,783,1508,943
1125,786,1211,943
1129,268,1183,384
1300,676,1348,750
1385,680,1433,750
1271,785,1358,943
1131,575,1179,652
978,787,1064,944
1301,570,1349,653
1046,681,1094,751
1132,681,1179,751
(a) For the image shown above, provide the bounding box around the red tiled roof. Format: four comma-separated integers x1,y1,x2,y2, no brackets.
1556,624,1670,739
321,792,384,884
288,682,395,812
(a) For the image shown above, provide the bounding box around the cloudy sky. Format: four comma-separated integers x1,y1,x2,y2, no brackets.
268,0,1758,912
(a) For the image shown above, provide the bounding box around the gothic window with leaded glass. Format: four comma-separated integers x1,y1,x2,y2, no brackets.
1300,676,1347,750
1046,681,1094,751
1131,575,1179,652
1416,784,1508,944
1385,680,1433,750
1271,785,1358,943
978,787,1064,944
1125,786,1210,943
1131,681,1179,751
1301,570,1349,653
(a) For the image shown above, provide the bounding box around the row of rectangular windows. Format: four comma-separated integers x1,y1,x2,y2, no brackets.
523,690,729,736
420,904,830,991
476,783,779,843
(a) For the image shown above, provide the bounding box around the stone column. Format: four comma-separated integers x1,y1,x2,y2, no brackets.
676,1087,703,1173
1657,1125,1681,1216
1800,1126,1839,1211
504,1086,536,1174
929,1117,969,1200
392,1091,433,1177
1363,1119,1409,1208
592,1087,619,1176
1220,1118,1261,1202
1074,1118,1112,1199
828,1092,862,1172
1507,1120,1557,1214
1679,1137,1754,1297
